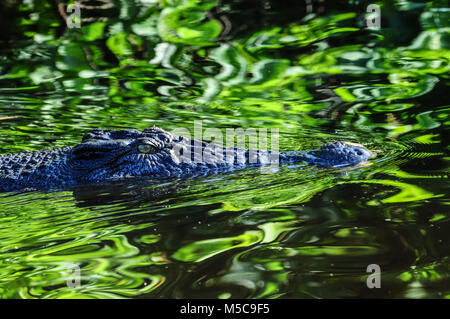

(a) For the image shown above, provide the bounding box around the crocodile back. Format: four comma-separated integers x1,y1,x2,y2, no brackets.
0,147,72,191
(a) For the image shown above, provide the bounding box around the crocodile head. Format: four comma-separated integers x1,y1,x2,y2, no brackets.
67,127,372,183
310,141,373,167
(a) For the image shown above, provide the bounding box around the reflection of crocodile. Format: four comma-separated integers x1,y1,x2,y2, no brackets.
0,126,372,192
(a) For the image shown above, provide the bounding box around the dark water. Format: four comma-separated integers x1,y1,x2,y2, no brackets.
0,0,448,298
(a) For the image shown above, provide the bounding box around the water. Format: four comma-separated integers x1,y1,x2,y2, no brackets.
0,0,448,298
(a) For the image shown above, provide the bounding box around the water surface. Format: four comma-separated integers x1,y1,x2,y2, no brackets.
0,0,448,298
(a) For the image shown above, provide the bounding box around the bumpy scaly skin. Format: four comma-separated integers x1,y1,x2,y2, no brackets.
0,127,372,192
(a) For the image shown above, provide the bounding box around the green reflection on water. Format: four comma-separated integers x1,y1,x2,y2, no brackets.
0,0,448,298
173,230,263,262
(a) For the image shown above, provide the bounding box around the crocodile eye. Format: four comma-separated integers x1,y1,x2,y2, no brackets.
138,144,153,153
356,150,363,156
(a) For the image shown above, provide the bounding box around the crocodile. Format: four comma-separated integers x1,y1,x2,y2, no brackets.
0,126,372,192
